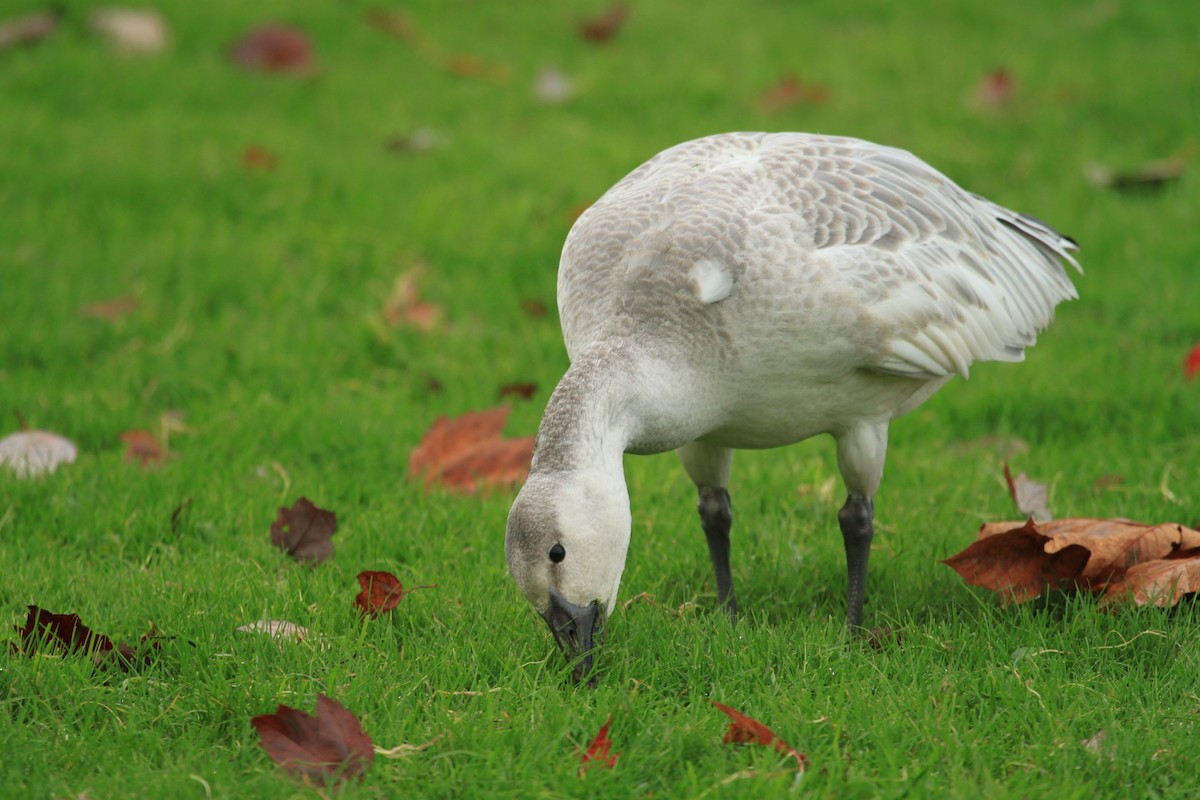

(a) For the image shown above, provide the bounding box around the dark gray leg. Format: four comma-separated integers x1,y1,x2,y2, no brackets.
698,486,738,619
838,494,874,629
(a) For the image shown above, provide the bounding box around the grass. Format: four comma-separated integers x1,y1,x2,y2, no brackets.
2,0,1198,797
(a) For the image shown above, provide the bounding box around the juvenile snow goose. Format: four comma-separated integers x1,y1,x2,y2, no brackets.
505,132,1081,684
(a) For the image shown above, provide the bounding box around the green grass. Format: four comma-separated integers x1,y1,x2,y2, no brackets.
2,0,1199,797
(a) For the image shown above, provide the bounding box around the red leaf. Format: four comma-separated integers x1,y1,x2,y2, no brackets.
579,717,619,776
974,67,1014,108
711,702,808,771
243,145,278,171
270,497,337,564
13,606,161,671
354,571,436,617
120,429,163,467
408,407,534,494
579,4,629,43
754,74,830,113
251,694,374,784
1185,343,1200,380
498,382,538,400
228,24,314,75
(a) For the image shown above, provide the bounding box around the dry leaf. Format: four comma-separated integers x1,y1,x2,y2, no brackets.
354,571,436,617
243,145,278,170
534,67,575,104
498,382,537,400
383,265,443,331
236,619,312,642
120,429,163,467
945,518,1200,605
0,430,77,477
0,9,59,51
579,4,629,43
366,9,508,83
711,702,807,771
13,605,161,671
520,298,548,319
1085,151,1189,193
973,67,1014,109
270,497,337,564
251,694,374,785
384,129,441,155
88,8,169,55
1185,343,1200,380
228,24,314,75
81,294,138,321
1104,556,1200,607
579,718,619,776
1004,463,1052,521
408,407,534,494
754,75,830,114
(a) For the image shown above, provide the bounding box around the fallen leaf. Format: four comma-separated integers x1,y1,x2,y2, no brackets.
0,9,59,51
88,8,169,55
945,518,1200,604
711,702,807,771
520,298,548,319
13,606,160,671
1004,463,1052,521
498,382,537,400
81,294,138,321
228,24,314,75
120,429,163,467
443,52,511,82
534,67,575,104
363,8,417,41
973,67,1014,109
754,74,830,114
383,265,443,331
384,129,441,155
374,735,441,758
864,626,904,650
1104,555,1200,607
270,497,337,564
1085,151,1189,193
1185,343,1200,380
0,430,77,477
579,717,619,776
408,407,534,494
579,4,629,43
243,145,278,170
236,619,312,642
251,694,374,785
1081,729,1112,760
366,9,508,83
354,571,436,617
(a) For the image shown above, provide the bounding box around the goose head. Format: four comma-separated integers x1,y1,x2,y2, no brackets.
505,467,631,685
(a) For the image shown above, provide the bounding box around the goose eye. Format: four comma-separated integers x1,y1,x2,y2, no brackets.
548,543,566,563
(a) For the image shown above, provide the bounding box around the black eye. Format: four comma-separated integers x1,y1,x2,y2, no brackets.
549,543,566,563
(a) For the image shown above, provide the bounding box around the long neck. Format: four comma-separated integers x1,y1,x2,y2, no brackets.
530,346,639,477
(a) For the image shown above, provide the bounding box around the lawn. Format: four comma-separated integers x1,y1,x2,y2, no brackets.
2,0,1198,797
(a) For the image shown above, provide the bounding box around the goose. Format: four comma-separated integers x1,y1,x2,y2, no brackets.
505,132,1080,684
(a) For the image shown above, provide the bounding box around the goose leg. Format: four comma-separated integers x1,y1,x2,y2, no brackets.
838,494,874,629
698,486,738,618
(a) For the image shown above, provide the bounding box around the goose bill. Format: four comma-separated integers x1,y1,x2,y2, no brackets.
541,587,605,685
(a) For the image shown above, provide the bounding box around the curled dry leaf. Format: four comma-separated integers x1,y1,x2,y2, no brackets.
711,702,807,771
1104,556,1200,607
579,3,629,43
1085,151,1189,193
944,518,1200,606
236,619,312,642
228,24,314,75
1004,463,1052,521
120,429,163,467
13,605,162,672
251,694,374,785
270,497,338,564
354,571,436,617
408,407,534,494
0,430,77,477
579,717,619,776
88,8,169,55
0,9,59,51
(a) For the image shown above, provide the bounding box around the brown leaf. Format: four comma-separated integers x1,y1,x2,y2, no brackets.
251,694,374,785
383,265,443,331
81,294,139,321
0,10,59,52
1183,342,1200,380
1085,151,1189,193
711,702,808,771
942,519,1090,602
973,67,1014,109
1103,554,1200,607
120,429,163,467
88,8,169,56
408,407,534,494
243,145,278,171
579,4,629,43
270,497,337,564
498,382,537,400
520,298,548,319
354,571,436,617
578,717,619,776
228,24,314,75
1003,463,1052,521
13,606,160,671
754,75,830,114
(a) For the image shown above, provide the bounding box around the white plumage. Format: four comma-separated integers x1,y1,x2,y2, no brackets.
506,132,1080,682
